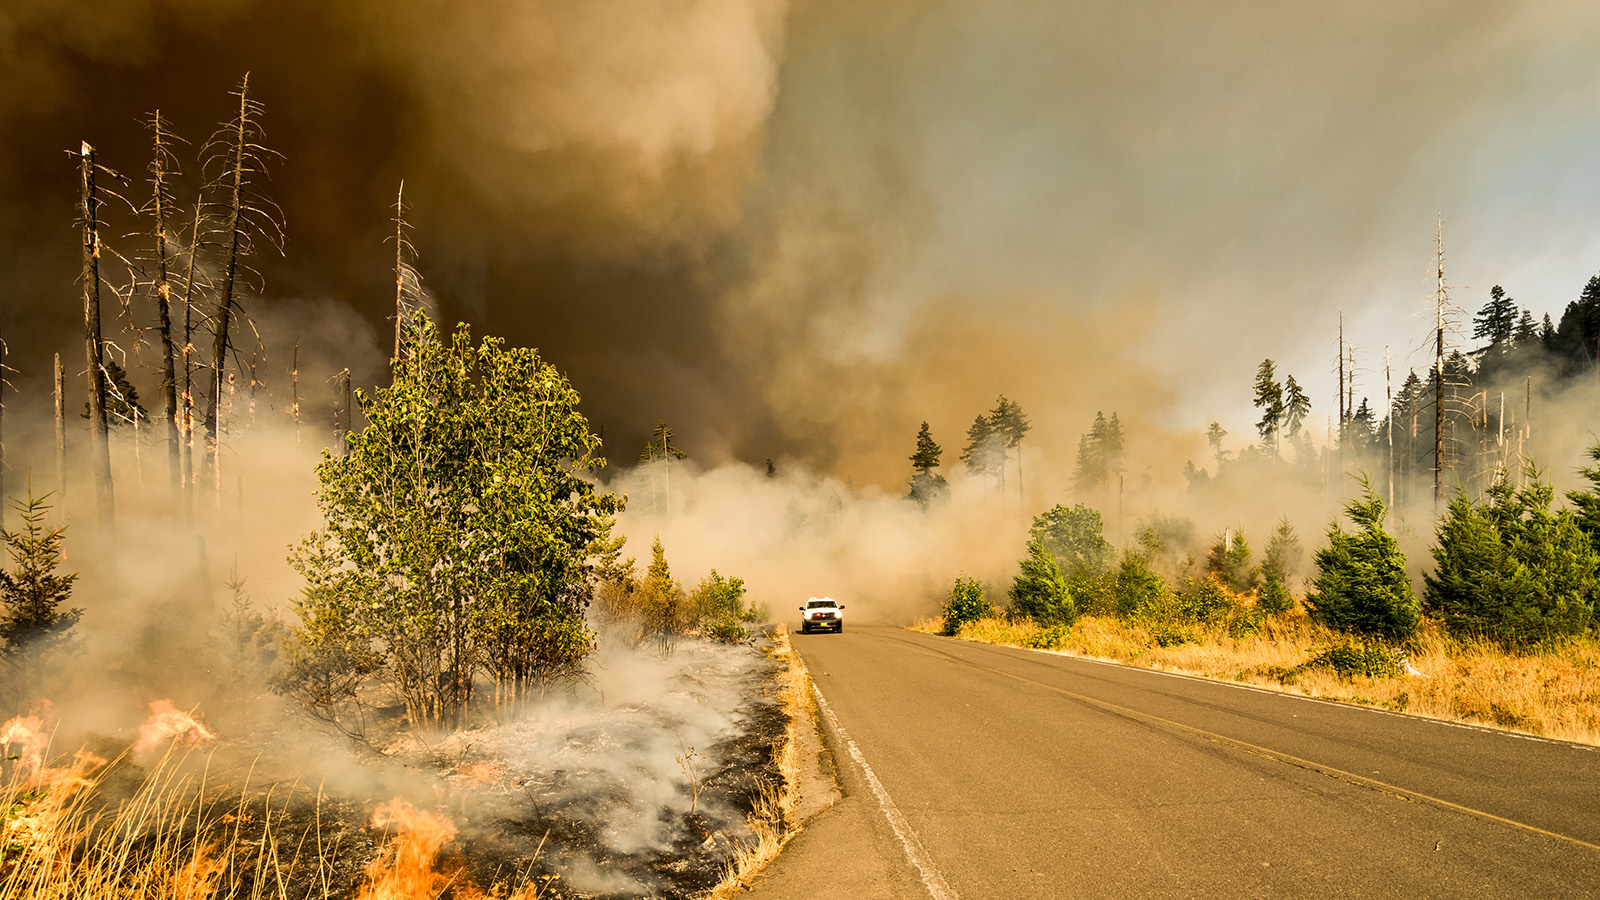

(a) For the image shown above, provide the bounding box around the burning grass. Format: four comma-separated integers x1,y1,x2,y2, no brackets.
0,637,800,900
914,613,1600,745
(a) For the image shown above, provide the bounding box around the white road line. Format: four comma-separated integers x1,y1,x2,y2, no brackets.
812,685,960,900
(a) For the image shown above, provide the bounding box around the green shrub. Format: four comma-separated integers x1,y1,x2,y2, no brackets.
942,576,995,636
1174,575,1237,623
1009,540,1076,626
1021,624,1072,649
1304,642,1407,679
1207,529,1258,593
1114,551,1166,618
1258,573,1293,616
1149,626,1193,647
1305,478,1419,641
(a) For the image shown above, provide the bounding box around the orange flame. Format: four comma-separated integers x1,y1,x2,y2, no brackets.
457,761,505,786
134,700,216,754
356,798,459,900
0,712,50,774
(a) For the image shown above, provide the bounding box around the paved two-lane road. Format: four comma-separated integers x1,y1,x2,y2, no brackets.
749,623,1600,899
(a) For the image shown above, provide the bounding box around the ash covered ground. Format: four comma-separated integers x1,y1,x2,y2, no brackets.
251,635,788,899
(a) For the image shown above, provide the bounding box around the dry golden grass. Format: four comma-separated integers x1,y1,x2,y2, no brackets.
912,613,1600,746
706,624,810,898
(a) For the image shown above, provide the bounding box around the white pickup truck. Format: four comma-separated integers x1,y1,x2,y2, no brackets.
799,597,844,634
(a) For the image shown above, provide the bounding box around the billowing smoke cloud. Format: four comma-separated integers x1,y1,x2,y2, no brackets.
5,1,1600,489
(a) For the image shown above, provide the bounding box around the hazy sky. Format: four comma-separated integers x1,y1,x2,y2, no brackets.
4,0,1600,487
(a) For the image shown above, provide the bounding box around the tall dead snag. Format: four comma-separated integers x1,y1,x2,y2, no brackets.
54,353,66,519
0,321,6,520
1433,215,1447,509
391,181,426,363
179,201,204,516
200,73,282,490
145,111,186,491
77,141,115,525
334,368,351,455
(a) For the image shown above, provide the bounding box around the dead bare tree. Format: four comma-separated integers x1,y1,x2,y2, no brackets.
179,201,205,517
76,141,117,527
54,353,65,521
199,73,283,492
143,111,187,491
390,181,427,363
334,368,351,455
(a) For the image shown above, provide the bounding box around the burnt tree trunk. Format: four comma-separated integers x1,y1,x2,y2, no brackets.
150,113,181,490
206,77,250,490
79,141,114,526
54,353,66,519
334,367,351,456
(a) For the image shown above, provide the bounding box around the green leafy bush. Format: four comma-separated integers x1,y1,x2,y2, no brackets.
1029,504,1115,579
942,576,995,636
1304,642,1407,679
1114,551,1166,618
1021,625,1072,649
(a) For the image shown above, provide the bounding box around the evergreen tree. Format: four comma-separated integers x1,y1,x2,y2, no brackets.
1553,275,1600,372
1427,472,1599,647
1205,421,1228,468
960,414,1004,483
1514,309,1538,347
1207,529,1257,593
1072,412,1118,496
1567,442,1600,554
1283,375,1311,439
0,491,80,656
1260,516,1302,615
907,421,950,508
1008,539,1075,626
1473,285,1518,349
1252,359,1285,454
1305,479,1418,640
988,394,1032,495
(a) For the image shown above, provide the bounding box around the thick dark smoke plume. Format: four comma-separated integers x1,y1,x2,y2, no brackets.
5,1,1600,488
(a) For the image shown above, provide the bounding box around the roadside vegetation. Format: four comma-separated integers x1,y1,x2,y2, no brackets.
923,477,1600,746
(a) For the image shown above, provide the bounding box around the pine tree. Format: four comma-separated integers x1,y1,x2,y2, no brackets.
1260,516,1302,615
1252,359,1285,454
907,421,950,508
1427,471,1599,647
1207,529,1257,593
1305,479,1418,640
1284,376,1311,439
1205,421,1228,468
988,395,1032,498
960,414,1003,483
1008,539,1075,626
1072,412,1114,496
1473,285,1518,349
645,535,683,655
0,491,81,656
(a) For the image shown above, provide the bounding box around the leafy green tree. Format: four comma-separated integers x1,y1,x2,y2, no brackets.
907,422,950,508
1305,479,1419,641
1259,517,1302,615
0,491,80,657
1207,529,1257,593
941,576,995,636
1029,504,1115,580
288,315,621,729
1426,473,1599,646
1253,359,1285,454
1008,540,1075,626
691,569,749,643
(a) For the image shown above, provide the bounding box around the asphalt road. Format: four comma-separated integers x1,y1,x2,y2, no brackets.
747,623,1600,899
